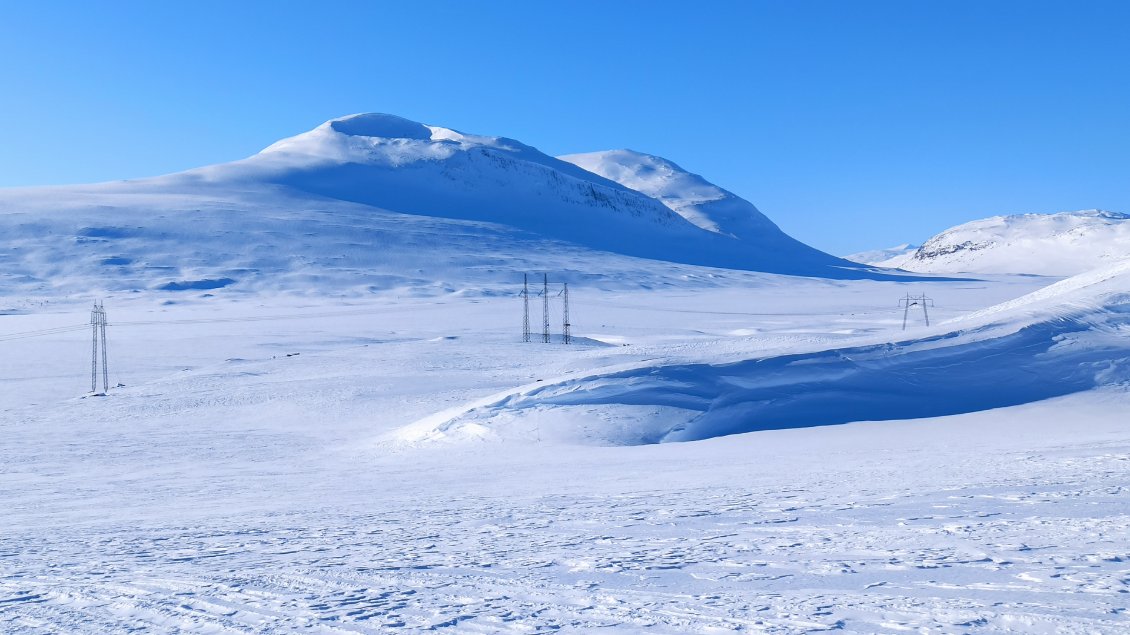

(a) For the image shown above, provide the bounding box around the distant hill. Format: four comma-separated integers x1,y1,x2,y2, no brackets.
873,210,1130,276
843,243,919,267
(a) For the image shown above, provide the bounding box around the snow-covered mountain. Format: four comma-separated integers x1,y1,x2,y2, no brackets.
842,243,918,266
881,209,1130,275
0,113,904,299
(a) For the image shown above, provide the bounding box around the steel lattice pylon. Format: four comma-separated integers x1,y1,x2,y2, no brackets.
542,274,550,343
90,301,109,393
522,274,531,342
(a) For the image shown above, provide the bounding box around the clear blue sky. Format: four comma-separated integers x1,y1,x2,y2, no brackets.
1,1,1127,254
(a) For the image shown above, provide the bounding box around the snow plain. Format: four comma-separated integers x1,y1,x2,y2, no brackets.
3,268,1129,634
1,114,1128,633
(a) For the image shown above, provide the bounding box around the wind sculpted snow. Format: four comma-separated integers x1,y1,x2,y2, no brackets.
398,262,1130,445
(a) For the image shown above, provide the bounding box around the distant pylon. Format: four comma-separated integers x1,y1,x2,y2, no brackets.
899,293,934,330
522,274,531,343
90,300,109,393
561,283,571,345
542,274,550,343
90,304,98,392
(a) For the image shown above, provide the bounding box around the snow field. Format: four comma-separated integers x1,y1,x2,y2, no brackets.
2,273,1128,633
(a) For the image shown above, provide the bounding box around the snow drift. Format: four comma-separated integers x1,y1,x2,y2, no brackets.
397,260,1130,445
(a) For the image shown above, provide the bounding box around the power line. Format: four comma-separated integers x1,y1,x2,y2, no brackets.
0,324,90,342
0,305,407,343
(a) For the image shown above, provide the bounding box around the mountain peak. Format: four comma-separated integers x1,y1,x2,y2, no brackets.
326,113,434,140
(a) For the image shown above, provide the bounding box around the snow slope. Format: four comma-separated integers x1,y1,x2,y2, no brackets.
880,209,1130,275
558,149,780,239
559,148,864,277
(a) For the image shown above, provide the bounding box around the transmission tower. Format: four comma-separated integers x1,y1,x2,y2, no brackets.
561,282,572,345
899,293,934,330
542,274,550,343
522,273,531,342
90,300,109,393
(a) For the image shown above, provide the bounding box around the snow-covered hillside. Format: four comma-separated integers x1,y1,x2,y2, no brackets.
559,148,852,275
559,149,779,239
879,209,1130,275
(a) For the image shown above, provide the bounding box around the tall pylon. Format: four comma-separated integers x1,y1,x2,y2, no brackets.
561,282,571,345
90,300,109,393
542,274,550,343
522,274,531,342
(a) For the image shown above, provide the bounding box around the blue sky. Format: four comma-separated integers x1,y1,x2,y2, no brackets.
1,1,1127,254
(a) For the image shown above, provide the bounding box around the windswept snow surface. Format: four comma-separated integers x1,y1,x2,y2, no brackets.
881,209,1130,275
2,267,1129,633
